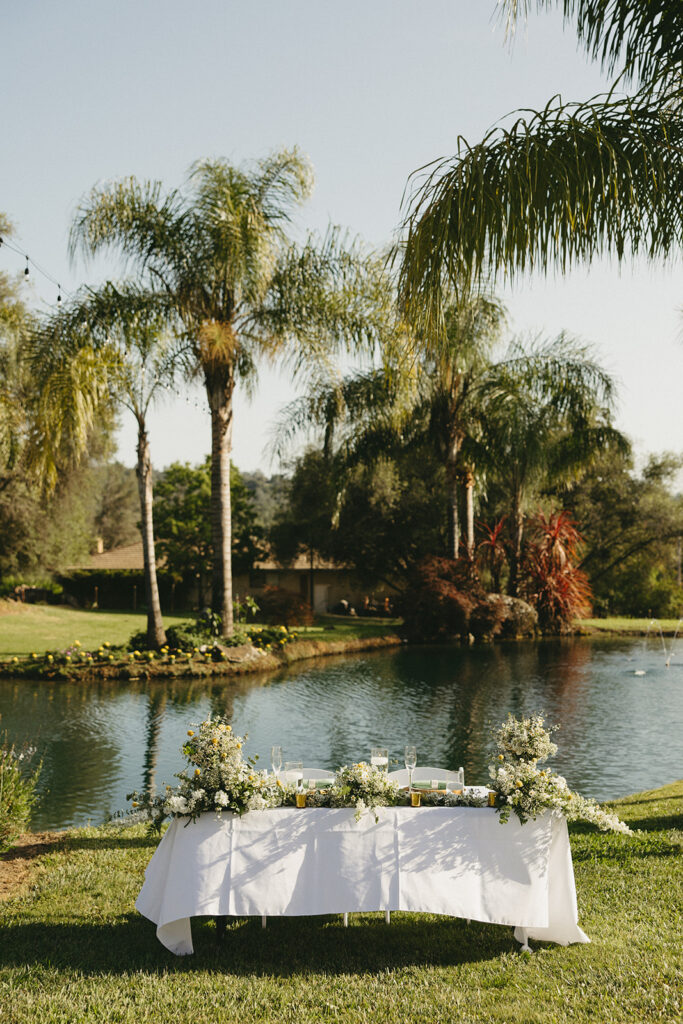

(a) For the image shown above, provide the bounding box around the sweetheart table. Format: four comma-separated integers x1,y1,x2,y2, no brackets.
135,806,590,955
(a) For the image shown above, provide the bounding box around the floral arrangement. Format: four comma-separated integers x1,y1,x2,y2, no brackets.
129,717,282,829
330,762,401,820
489,713,632,834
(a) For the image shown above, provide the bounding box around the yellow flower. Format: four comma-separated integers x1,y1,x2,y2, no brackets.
498,754,504,761
132,801,139,807
74,640,81,647
248,774,255,782
187,730,194,737
276,779,282,788
211,737,219,745
226,725,231,732
236,742,242,749
515,781,523,789
65,655,71,662
11,657,18,664
108,655,114,662
47,654,53,663
194,768,201,777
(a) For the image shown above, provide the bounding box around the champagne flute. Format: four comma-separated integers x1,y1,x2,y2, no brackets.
404,745,417,790
271,745,282,777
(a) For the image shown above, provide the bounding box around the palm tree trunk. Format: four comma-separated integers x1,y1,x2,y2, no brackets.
508,491,524,597
136,421,166,648
464,469,475,559
446,438,461,559
206,367,235,637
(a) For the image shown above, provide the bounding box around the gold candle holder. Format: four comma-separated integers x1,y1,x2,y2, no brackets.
488,791,497,807
410,790,421,807
295,791,307,808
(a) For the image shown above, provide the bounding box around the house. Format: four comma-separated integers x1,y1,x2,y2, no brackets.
66,542,392,614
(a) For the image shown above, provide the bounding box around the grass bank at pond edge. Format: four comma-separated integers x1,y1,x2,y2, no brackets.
577,616,683,636
0,603,403,681
1,782,680,1023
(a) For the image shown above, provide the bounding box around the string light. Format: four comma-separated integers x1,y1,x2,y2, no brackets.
0,234,69,306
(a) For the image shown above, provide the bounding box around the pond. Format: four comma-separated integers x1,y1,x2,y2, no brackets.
2,637,682,831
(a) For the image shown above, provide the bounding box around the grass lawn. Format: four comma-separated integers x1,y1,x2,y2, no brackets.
0,603,190,657
577,616,683,635
0,603,401,659
1,784,680,1023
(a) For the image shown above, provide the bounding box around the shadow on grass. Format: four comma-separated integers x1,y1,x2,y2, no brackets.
0,914,518,976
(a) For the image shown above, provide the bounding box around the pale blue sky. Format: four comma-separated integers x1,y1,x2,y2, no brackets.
2,1,681,475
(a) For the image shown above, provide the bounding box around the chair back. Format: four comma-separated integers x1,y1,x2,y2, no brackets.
301,768,335,789
387,766,465,788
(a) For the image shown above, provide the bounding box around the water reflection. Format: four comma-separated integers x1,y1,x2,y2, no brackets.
0,638,681,830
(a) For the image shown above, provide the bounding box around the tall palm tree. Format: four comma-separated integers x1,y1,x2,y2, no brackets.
30,283,185,647
476,334,627,594
398,1,683,327
69,149,389,635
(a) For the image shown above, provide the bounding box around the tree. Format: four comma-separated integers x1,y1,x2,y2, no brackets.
553,448,683,616
398,2,683,327
475,334,627,594
31,284,184,646
69,150,390,635
154,458,263,609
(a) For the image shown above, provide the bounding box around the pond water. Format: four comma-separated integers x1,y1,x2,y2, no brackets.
2,637,682,831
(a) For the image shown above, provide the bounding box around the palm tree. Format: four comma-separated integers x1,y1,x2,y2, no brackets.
398,1,683,327
69,150,389,636
30,283,185,647
274,291,506,559
475,334,627,594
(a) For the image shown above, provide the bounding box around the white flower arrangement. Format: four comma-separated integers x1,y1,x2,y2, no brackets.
330,762,402,820
489,713,632,834
128,717,283,828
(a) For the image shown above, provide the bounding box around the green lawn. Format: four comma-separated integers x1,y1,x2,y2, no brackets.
0,603,401,659
577,616,683,635
0,604,190,657
1,783,680,1023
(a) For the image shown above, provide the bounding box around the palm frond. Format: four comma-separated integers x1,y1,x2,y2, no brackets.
499,1,683,91
400,93,683,319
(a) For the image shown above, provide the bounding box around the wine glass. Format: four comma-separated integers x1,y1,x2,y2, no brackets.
271,745,282,777
404,745,417,790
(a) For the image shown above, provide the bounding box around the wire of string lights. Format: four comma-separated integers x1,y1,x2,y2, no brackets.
0,233,65,304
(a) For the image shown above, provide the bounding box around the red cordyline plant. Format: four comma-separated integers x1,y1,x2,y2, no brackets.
523,510,592,630
477,516,508,593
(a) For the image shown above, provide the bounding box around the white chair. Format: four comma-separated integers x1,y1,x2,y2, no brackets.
387,766,465,788
301,768,335,786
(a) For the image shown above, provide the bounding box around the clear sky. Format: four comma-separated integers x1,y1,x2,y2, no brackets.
2,1,681,477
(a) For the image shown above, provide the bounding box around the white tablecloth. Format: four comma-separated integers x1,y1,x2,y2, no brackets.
135,807,589,955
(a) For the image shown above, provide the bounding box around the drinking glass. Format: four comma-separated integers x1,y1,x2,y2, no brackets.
284,760,303,786
404,745,417,790
370,747,388,772
271,746,282,776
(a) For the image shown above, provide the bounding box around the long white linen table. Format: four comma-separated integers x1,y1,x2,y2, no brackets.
136,807,589,955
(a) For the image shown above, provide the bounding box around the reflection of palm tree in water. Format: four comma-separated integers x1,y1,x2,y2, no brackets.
142,690,167,799
209,686,236,724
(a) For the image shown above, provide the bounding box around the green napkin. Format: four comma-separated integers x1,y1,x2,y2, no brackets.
412,780,447,790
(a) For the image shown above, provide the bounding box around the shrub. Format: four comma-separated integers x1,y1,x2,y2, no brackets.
0,739,41,853
400,556,500,642
257,586,314,627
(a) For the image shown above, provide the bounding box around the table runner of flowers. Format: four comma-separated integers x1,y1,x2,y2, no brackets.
129,713,630,834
